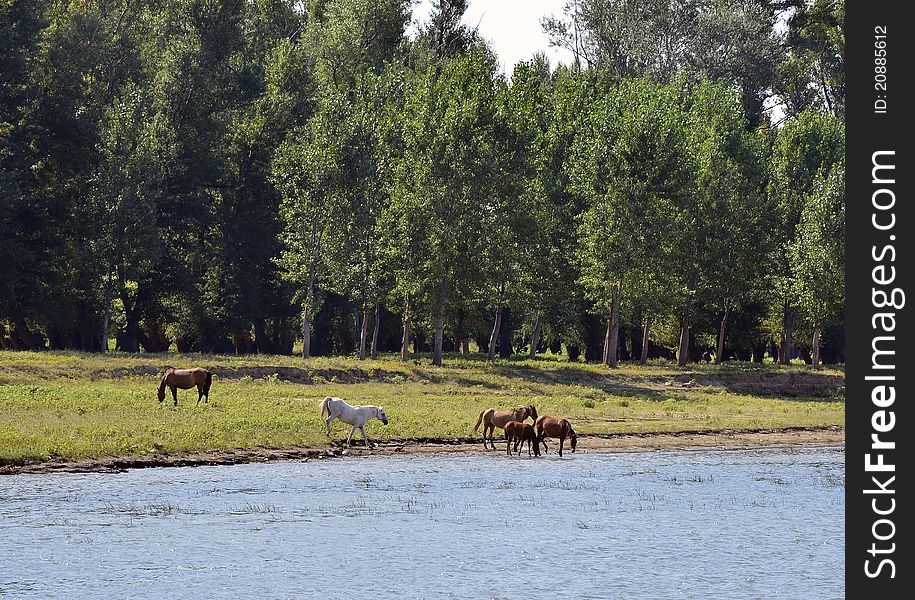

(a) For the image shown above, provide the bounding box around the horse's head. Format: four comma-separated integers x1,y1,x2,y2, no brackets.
527,404,538,422
377,407,388,425
569,428,577,453
157,387,165,402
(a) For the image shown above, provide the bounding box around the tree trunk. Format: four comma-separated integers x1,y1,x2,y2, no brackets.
301,266,316,359
370,299,380,359
301,311,311,359
100,270,114,352
358,302,369,360
528,313,544,359
677,279,695,367
122,308,141,353
606,282,621,368
487,305,502,361
714,299,730,365
487,285,504,361
779,300,793,365
602,316,612,366
454,307,465,353
401,295,411,361
639,314,651,365
811,325,822,370
12,318,44,351
117,287,144,353
432,300,446,366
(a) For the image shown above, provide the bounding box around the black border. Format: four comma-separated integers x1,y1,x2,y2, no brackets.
846,1,911,594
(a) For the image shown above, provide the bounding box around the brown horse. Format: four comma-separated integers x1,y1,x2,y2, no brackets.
535,415,577,457
504,420,540,457
472,405,538,449
157,367,212,406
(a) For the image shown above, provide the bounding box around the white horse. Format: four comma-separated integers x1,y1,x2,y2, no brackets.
320,396,389,447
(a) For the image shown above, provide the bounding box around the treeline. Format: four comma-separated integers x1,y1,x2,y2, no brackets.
1,0,845,368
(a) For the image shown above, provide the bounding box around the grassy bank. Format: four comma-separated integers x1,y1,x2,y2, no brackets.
0,351,844,466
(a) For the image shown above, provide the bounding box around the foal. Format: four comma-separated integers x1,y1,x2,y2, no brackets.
504,420,540,457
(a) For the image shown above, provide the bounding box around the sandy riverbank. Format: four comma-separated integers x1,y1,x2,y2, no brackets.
0,426,844,475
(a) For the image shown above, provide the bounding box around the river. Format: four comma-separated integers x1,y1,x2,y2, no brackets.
0,446,844,599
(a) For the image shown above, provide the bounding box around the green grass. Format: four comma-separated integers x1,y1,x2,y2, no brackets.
0,351,845,464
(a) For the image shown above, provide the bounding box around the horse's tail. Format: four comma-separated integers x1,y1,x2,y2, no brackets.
320,396,331,418
472,410,486,433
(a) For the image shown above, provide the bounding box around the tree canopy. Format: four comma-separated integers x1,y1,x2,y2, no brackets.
0,0,846,368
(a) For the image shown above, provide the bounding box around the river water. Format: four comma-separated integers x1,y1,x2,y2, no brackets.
1,446,843,599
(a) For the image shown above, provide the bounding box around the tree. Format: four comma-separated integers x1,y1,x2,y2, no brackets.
417,0,474,61
87,84,165,352
776,0,844,117
508,58,590,359
307,0,410,89
543,0,781,124
323,76,388,360
273,91,359,358
384,51,500,366
790,162,844,369
768,108,843,364
676,80,769,366
572,78,690,368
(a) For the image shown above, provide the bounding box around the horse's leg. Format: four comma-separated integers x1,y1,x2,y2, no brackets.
347,425,357,446
197,386,203,406
171,386,178,407
360,425,369,447
559,437,564,457
505,434,511,455
324,415,334,435
526,440,532,457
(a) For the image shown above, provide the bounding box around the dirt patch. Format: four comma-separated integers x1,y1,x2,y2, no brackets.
206,366,417,384
0,426,843,475
636,371,844,398
101,365,161,379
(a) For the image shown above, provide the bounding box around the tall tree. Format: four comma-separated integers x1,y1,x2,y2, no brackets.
776,0,844,116
790,162,844,369
273,91,359,358
307,0,410,89
768,108,843,364
385,50,500,366
573,78,690,368
675,80,769,366
543,0,781,124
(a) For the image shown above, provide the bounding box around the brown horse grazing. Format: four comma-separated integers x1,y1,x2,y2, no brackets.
535,415,577,457
472,405,538,449
504,420,540,457
157,368,212,406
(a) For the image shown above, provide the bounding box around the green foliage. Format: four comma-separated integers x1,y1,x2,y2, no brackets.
573,77,690,315
768,108,844,298
382,51,502,317
790,163,845,326
776,0,845,116
0,1,845,370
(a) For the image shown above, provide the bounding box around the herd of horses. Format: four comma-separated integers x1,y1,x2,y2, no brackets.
157,368,578,458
